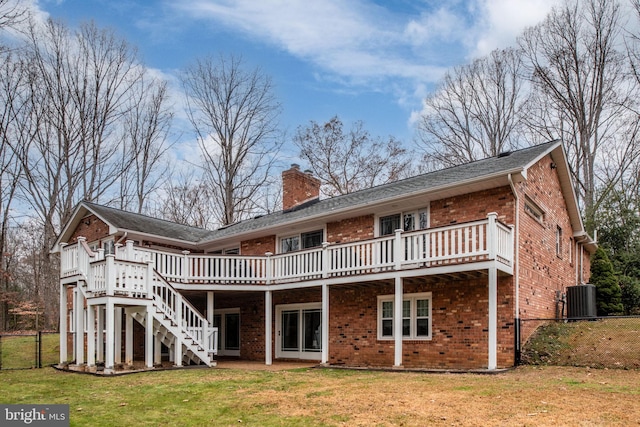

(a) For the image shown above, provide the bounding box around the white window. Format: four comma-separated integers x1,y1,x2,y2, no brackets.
212,308,240,357
377,292,432,340
556,226,563,258
280,229,324,253
378,209,429,236
524,196,544,223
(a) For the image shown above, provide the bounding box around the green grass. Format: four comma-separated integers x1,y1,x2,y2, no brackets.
0,333,59,369
521,317,640,369
1,366,639,426
1,368,330,427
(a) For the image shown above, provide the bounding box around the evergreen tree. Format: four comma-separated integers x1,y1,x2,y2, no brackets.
619,275,640,315
591,247,623,315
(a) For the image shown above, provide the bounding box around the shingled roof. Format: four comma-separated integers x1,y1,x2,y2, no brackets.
211,140,562,239
56,140,566,249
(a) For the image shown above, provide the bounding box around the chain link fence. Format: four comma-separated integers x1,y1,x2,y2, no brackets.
518,317,640,369
0,332,59,370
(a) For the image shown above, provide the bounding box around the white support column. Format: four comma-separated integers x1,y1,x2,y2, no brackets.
96,306,104,363
488,266,498,370
174,295,183,367
75,288,84,365
265,290,272,366
154,335,162,366
207,292,214,325
114,307,122,364
125,311,134,365
86,305,95,367
145,306,154,368
59,284,67,364
105,300,115,369
321,283,329,364
394,276,403,367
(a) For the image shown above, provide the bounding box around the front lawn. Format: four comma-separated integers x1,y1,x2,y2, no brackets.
1,365,639,426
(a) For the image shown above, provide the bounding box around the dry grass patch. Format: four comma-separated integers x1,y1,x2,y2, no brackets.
2,365,639,426
522,318,640,369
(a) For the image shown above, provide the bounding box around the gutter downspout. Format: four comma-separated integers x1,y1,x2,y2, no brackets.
508,174,520,364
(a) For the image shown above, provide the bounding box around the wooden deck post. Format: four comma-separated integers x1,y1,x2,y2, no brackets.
145,306,154,368
87,304,95,367
321,283,329,364
74,288,84,365
125,311,133,365
96,306,104,363
105,299,115,370
265,290,272,366
394,276,403,367
59,283,67,364
174,294,183,367
487,212,498,370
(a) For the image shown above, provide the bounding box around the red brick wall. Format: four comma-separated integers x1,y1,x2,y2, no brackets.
326,215,374,244
430,186,515,227
241,235,276,255
68,215,110,244
517,155,577,323
327,277,514,369
282,166,320,211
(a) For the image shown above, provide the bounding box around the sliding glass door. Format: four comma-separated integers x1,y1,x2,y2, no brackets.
276,303,322,360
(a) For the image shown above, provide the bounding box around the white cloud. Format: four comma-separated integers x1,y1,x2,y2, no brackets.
172,1,557,93
470,0,561,57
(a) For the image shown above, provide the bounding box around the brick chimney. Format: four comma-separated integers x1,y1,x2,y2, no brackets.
282,164,321,211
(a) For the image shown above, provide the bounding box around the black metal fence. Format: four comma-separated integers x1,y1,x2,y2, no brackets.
0,332,59,370
518,316,640,369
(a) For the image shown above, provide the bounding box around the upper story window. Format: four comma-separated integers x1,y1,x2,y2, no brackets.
211,248,240,255
524,196,545,224
102,239,115,255
379,209,429,236
281,229,324,253
556,226,563,258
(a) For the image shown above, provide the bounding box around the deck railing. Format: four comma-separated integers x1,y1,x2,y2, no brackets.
61,213,513,286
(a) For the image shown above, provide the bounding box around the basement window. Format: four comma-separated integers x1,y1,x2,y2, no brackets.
377,292,432,340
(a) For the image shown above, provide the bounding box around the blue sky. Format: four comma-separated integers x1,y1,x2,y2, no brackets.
34,0,560,157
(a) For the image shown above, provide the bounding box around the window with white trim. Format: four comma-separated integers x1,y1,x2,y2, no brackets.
280,229,324,253
377,292,432,340
556,226,563,258
524,196,545,223
378,209,429,236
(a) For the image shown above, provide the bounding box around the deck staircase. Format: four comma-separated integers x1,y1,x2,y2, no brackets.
130,271,217,367
74,243,217,367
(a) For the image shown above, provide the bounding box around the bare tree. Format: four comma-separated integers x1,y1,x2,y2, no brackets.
119,76,173,213
293,116,412,197
0,0,27,32
155,171,218,230
5,18,146,329
519,0,632,229
417,48,527,168
0,50,28,330
181,55,282,226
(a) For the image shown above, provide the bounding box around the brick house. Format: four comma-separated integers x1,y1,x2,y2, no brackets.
53,140,595,372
